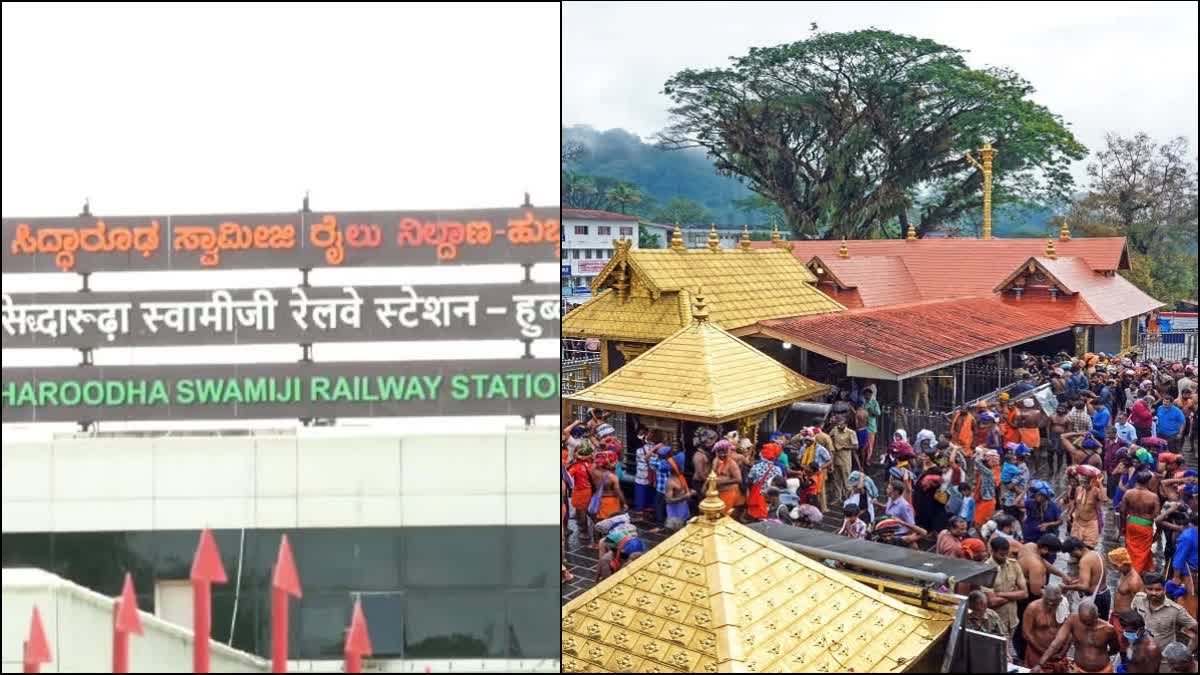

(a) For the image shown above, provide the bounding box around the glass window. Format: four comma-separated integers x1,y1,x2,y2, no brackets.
509,527,556,588
620,226,634,236
584,250,592,259
403,527,506,587
573,225,588,235
597,226,611,236
295,591,352,659
359,592,405,657
404,590,506,658
507,588,558,658
571,249,580,259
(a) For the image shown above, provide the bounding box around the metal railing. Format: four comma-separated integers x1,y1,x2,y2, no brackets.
1135,329,1198,362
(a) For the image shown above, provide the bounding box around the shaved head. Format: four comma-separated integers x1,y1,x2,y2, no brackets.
1078,600,1098,622
1041,585,1063,601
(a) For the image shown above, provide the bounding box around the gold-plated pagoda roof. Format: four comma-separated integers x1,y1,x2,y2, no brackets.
564,312,830,424
562,245,843,341
562,288,693,343
561,513,954,673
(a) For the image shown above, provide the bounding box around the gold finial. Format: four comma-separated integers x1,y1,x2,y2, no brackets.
698,468,725,521
771,222,781,243
906,222,917,241
839,237,849,259
670,222,684,250
739,224,752,250
1046,238,1057,259
692,285,710,322
1059,221,1071,241
707,223,720,252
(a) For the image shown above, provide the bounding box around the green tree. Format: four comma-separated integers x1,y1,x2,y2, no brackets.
638,226,663,249
660,29,1086,239
606,182,645,214
1081,132,1197,256
1070,132,1198,307
653,196,711,226
562,139,588,167
732,194,787,228
561,170,598,209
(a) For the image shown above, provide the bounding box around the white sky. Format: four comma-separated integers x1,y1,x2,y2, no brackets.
1,2,561,436
564,1,1199,185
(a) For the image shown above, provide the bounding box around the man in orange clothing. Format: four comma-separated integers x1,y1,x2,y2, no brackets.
1002,400,1022,446
1017,397,1046,473
1120,470,1161,574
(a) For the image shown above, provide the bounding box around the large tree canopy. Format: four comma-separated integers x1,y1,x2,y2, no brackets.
1061,132,1198,306
660,29,1087,239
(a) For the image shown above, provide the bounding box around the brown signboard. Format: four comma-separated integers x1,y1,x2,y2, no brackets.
2,207,560,273
1,360,559,422
2,283,559,348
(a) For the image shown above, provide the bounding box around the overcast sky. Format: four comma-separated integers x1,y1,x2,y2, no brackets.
564,1,1198,184
2,2,560,436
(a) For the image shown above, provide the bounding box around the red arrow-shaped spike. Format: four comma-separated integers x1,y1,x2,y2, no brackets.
190,528,228,584
272,534,303,673
272,534,302,598
190,528,226,673
344,598,372,673
115,573,143,635
24,606,51,672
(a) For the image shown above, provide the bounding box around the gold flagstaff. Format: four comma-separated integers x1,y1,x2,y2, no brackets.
964,142,997,240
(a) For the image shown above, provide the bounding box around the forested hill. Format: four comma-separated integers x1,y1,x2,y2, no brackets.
564,125,752,224
564,124,1063,235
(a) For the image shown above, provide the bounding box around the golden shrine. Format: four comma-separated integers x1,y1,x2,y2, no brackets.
566,289,827,423
561,473,956,673
562,225,844,372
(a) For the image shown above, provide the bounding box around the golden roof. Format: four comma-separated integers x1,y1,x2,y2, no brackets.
565,298,830,423
562,242,842,341
562,288,692,343
561,499,954,673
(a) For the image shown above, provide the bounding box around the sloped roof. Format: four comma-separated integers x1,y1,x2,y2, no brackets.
757,237,1131,302
1029,257,1162,325
562,243,843,341
810,255,922,308
565,315,829,423
563,208,641,221
760,296,1077,378
562,288,692,342
561,494,954,673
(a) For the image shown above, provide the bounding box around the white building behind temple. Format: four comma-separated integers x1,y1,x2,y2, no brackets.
561,209,640,293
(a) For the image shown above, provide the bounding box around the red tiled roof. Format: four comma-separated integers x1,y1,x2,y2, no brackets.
562,208,641,222
754,237,1130,301
754,237,1159,324
759,296,1077,377
1032,257,1163,324
991,256,1164,325
811,255,921,308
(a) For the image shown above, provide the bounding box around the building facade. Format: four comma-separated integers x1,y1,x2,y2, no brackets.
1,427,558,672
561,209,639,291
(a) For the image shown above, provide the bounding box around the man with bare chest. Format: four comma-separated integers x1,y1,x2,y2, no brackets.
1015,535,1070,658
691,444,711,511
1023,585,1067,667
1107,547,1144,641
1062,537,1111,620
1120,472,1161,574
1032,600,1118,672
